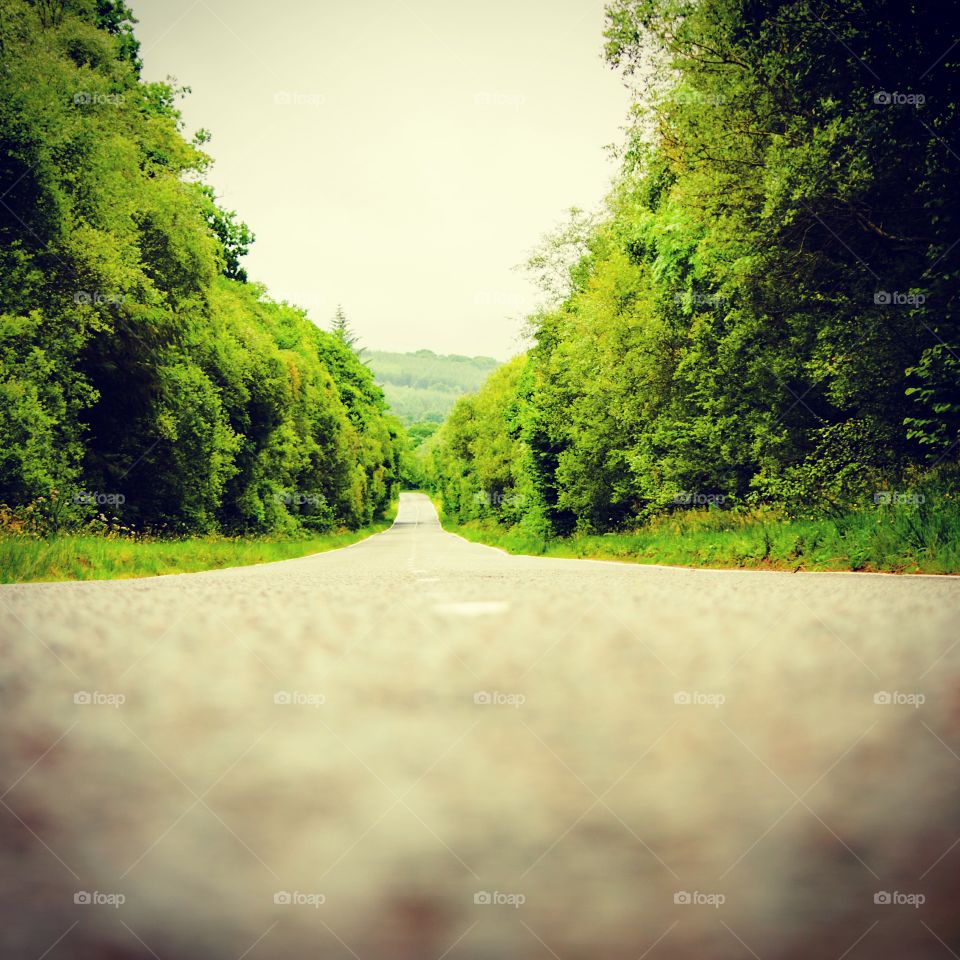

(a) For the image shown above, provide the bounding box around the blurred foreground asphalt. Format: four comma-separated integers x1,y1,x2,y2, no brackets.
2,492,959,959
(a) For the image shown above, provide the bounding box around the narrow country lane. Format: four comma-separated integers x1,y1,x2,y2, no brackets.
2,493,959,959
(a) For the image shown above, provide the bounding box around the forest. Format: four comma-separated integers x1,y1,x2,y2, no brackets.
0,0,402,536
365,349,500,425
429,0,960,564
3,0,958,572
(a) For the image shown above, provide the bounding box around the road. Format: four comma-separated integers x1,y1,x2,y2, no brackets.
2,492,959,959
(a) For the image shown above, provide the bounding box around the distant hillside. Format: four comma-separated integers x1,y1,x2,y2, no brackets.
365,349,501,424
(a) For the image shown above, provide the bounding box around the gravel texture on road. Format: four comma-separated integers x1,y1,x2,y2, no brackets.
2,493,959,959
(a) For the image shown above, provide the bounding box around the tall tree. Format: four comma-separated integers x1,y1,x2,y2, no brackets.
330,305,361,352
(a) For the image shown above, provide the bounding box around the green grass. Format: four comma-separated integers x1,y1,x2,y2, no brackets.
0,517,394,584
441,502,960,575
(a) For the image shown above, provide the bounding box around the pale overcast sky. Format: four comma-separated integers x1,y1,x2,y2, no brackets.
132,0,631,359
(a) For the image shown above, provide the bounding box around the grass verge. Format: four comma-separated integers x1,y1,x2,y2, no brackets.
0,515,395,584
440,504,960,575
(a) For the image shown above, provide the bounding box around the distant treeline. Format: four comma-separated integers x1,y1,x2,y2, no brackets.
365,349,499,424
430,0,959,537
0,0,401,534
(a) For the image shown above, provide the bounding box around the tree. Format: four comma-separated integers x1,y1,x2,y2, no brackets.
432,0,959,537
195,184,255,282
330,305,360,351
0,0,400,534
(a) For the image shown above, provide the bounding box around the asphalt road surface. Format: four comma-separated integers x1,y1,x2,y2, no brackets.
2,492,959,959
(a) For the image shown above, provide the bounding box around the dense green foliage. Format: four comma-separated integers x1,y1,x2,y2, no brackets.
0,0,401,534
366,349,500,424
433,0,960,547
